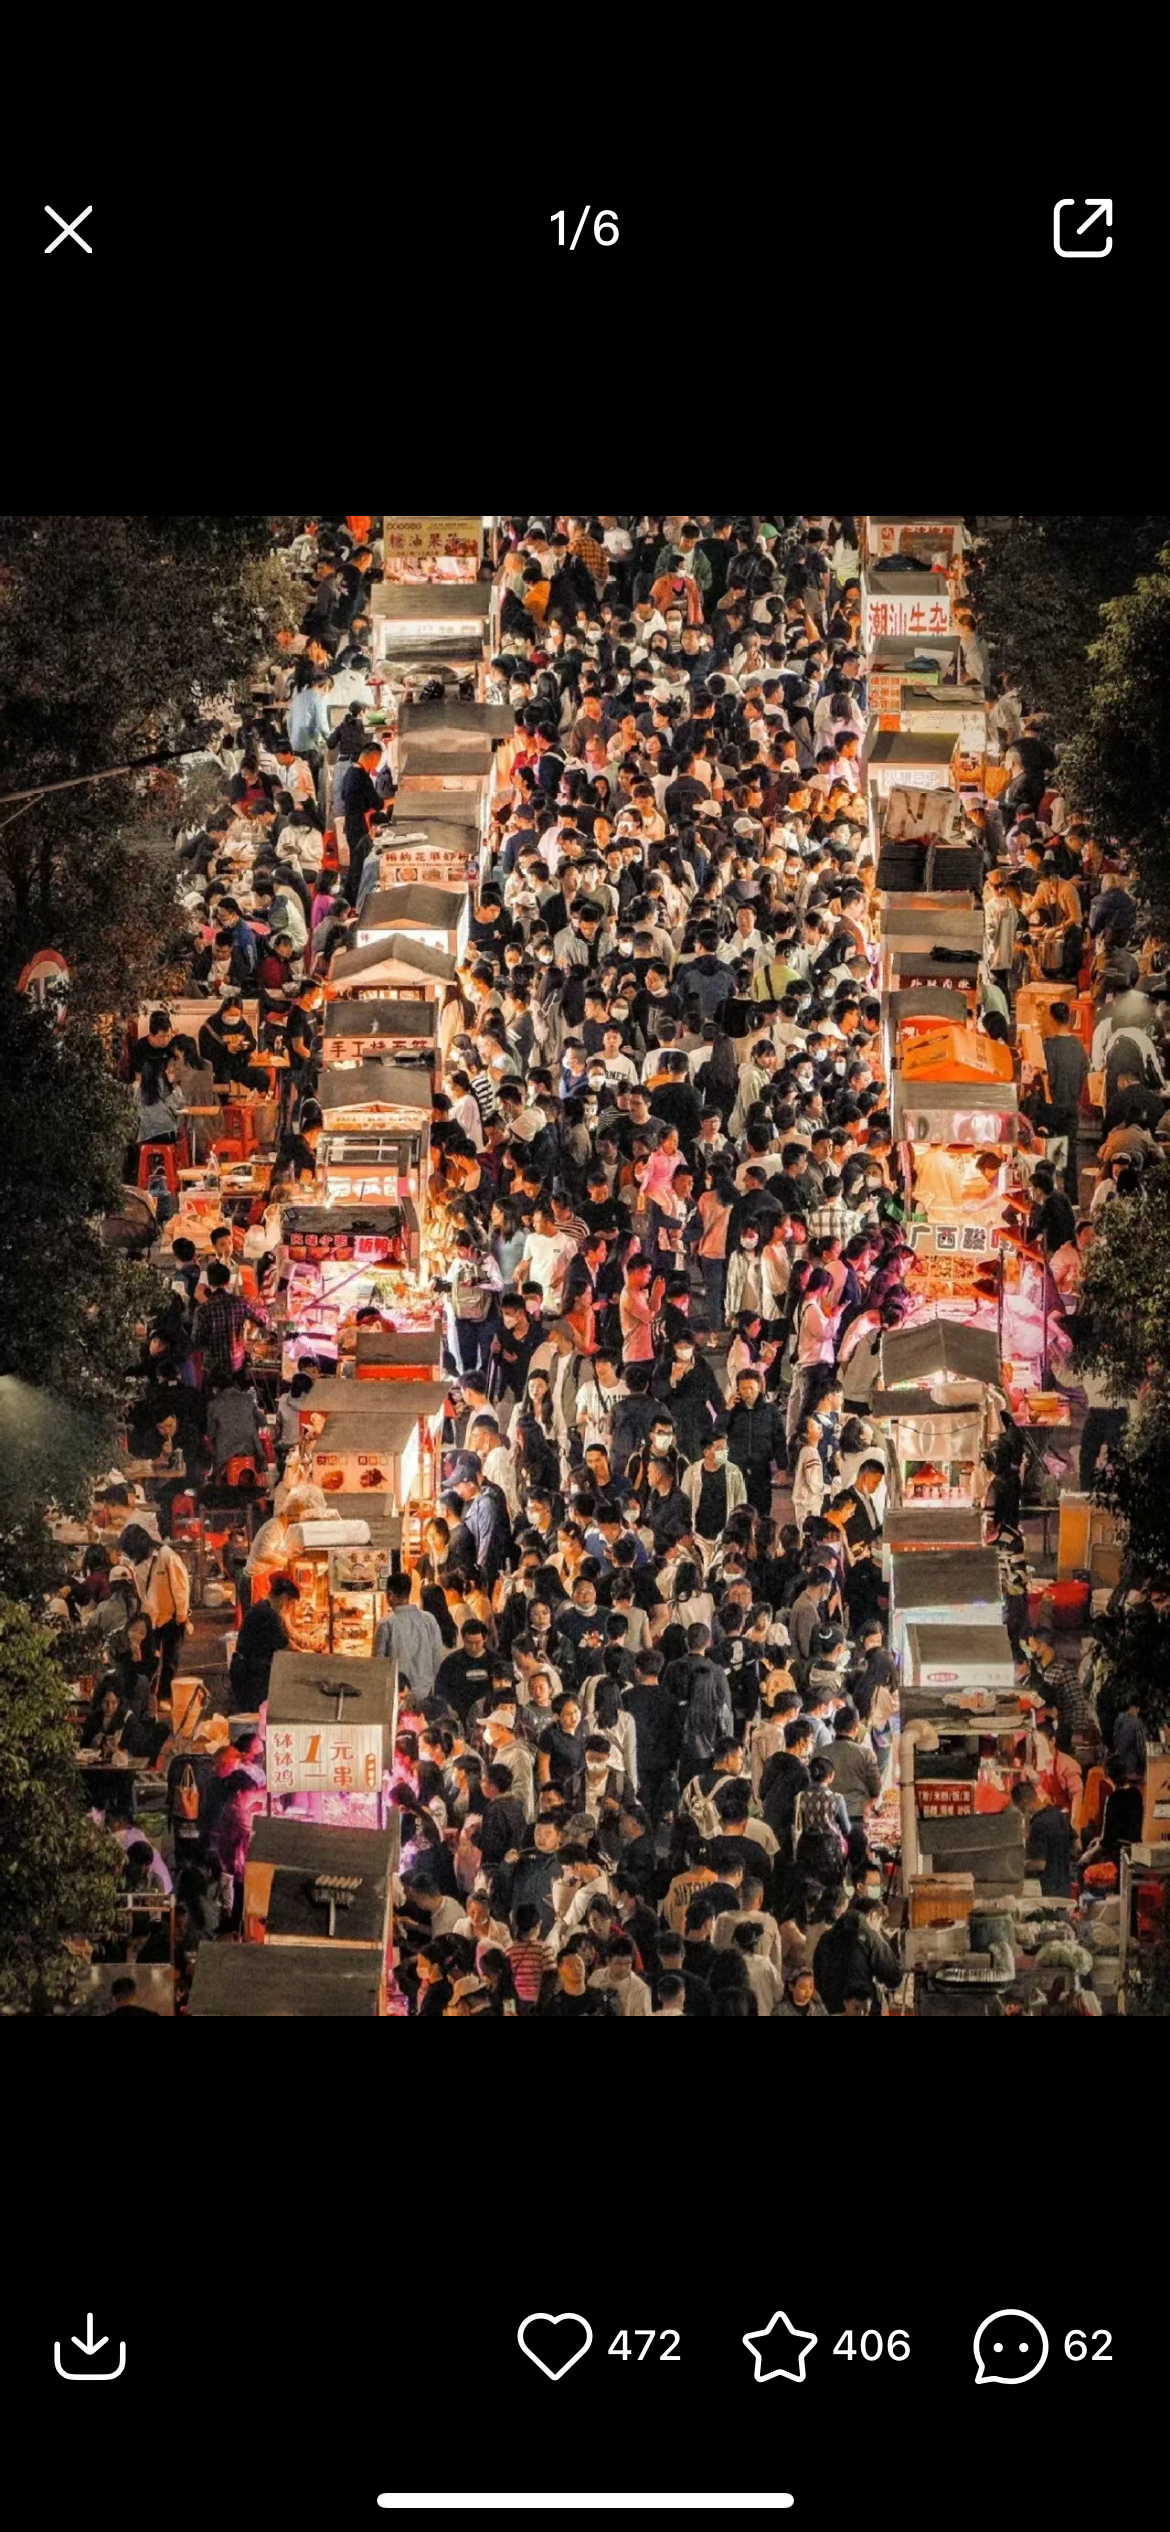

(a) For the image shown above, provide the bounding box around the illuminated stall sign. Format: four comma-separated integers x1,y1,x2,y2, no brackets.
267,1723,384,1796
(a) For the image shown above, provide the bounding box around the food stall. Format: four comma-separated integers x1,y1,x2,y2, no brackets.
318,1062,432,1184
355,1326,446,1382
883,983,977,1068
887,1546,1004,1667
867,632,981,723
903,1622,1016,1699
315,1058,433,1205
188,1944,385,2016
879,901,985,994
321,999,437,1072
355,882,469,962
307,1383,450,1545
894,1076,1018,1199
280,1203,423,1375
397,695,513,822
872,1320,1004,1515
370,580,494,690
397,736,492,818
243,1817,398,1976
326,934,459,1049
261,1510,395,1660
265,1648,397,1829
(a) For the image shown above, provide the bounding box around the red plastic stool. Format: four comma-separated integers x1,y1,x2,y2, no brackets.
220,1101,259,1157
138,1143,179,1194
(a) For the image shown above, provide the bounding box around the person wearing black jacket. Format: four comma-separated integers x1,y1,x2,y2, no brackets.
761,1722,814,1855
623,1652,681,1822
654,1929,712,2014
700,520,735,610
725,1367,786,1516
197,999,269,1094
812,1895,901,2016
228,1577,297,1711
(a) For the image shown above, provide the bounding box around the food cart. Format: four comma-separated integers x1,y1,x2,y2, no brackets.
397,696,513,822
280,1203,423,1374
397,734,492,807
265,1648,398,1829
879,901,985,994
316,1127,425,1207
866,627,977,719
903,1622,1016,1698
243,1816,398,1972
188,1944,385,2016
257,1510,393,1660
370,580,494,688
875,1321,1003,1497
318,1061,432,1178
887,1546,1004,1667
307,1383,450,1543
355,882,469,962
321,998,437,1072
326,937,460,1064
355,1326,446,1382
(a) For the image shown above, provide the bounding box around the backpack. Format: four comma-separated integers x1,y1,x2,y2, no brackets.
683,1768,732,1842
173,1762,200,1823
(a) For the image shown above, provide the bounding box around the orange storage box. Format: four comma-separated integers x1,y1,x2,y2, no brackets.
900,1023,1015,1084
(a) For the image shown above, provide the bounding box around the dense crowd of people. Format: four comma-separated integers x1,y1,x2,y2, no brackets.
53,512,1170,2016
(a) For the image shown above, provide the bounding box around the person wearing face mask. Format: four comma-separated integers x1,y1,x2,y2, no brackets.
681,1430,747,1548
725,1224,765,1320
650,1334,725,1466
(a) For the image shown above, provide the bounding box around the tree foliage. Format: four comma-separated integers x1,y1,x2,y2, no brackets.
1059,551,1170,924
1072,1163,1170,1401
970,514,1170,738
0,1599,124,2011
0,1002,163,1601
0,514,297,997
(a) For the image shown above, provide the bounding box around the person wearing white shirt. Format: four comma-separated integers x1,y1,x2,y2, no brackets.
589,1952,652,2015
449,1086,485,1150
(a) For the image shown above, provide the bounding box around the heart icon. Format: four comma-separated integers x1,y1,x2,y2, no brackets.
516,2311,593,2383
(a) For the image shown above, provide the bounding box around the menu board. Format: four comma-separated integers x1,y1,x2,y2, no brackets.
380,842,477,887
267,1721,384,1795
284,1226,402,1265
383,517,482,583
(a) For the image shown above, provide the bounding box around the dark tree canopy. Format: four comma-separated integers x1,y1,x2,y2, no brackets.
1060,552,1170,923
970,515,1170,738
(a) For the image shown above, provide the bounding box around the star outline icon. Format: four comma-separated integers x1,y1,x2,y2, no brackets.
742,2310,818,2385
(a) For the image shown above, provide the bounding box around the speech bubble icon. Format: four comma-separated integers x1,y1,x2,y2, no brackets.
974,2309,1049,2387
